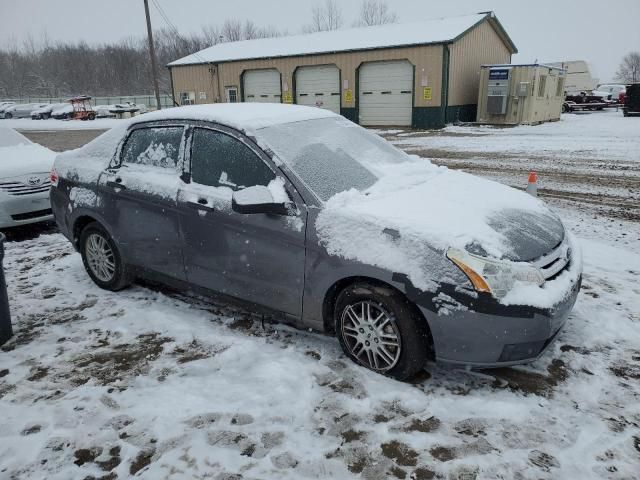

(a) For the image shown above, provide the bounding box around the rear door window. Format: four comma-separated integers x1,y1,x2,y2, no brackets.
190,128,275,190
121,127,184,169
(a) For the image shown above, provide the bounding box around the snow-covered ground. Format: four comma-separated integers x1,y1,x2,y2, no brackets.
1,111,640,479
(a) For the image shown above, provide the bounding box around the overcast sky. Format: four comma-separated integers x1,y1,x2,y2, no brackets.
1,0,638,82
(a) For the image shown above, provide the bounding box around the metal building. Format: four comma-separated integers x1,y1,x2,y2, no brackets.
476,64,566,126
168,12,517,129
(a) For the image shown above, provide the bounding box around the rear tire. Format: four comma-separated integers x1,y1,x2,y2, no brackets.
79,222,131,291
335,282,430,381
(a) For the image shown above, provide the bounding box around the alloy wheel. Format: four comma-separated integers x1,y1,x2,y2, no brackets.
340,301,401,372
85,233,116,282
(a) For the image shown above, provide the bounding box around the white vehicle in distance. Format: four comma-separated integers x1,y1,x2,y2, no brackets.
0,102,15,114
3,103,48,119
31,103,69,120
596,84,626,102
51,104,75,120
0,128,56,228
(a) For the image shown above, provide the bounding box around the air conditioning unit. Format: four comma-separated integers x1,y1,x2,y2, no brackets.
487,95,507,114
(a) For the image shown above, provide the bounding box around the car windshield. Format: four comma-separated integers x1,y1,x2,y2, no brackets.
256,117,409,201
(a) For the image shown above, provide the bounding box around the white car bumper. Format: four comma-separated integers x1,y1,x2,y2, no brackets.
0,176,53,229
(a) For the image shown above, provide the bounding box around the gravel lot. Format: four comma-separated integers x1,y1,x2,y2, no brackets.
2,111,639,479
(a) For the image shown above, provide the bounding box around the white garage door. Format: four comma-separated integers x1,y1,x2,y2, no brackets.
243,69,281,103
295,65,340,113
359,61,413,126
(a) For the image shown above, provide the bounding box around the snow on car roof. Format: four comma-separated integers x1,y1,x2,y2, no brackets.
131,103,339,131
169,13,488,66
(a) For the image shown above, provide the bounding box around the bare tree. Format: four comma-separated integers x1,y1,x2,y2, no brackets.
356,0,398,26
616,52,640,83
221,19,243,42
304,0,343,33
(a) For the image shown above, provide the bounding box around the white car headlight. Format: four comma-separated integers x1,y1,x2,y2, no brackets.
446,248,545,299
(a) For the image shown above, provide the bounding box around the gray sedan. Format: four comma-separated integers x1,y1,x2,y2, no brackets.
50,104,581,380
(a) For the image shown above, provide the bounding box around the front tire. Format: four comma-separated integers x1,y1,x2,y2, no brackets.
335,283,430,380
79,222,131,291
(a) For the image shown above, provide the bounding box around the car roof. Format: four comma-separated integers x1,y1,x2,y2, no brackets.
130,103,339,132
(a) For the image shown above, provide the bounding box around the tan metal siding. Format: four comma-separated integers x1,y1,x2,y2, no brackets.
170,44,444,109
169,65,218,104
448,20,512,106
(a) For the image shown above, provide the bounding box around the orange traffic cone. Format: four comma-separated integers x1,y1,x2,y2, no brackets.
526,170,537,197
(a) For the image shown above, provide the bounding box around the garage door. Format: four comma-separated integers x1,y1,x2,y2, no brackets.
359,61,413,126
243,69,281,103
295,65,340,113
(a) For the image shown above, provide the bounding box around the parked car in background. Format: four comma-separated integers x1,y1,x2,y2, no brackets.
0,102,15,114
3,103,48,119
93,104,117,118
51,104,74,120
623,83,640,117
596,84,626,102
31,103,69,120
50,104,582,380
0,128,56,228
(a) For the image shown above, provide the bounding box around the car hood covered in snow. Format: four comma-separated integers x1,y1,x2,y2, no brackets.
0,128,56,178
316,160,564,287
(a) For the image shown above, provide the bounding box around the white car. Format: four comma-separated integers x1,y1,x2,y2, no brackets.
51,104,75,120
31,103,69,120
596,84,626,102
0,128,56,228
3,103,48,119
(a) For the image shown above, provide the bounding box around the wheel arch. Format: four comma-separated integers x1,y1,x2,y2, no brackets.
322,276,434,357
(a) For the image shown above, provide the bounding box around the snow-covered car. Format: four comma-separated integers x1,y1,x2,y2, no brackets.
596,84,626,102
31,103,69,120
0,128,56,228
50,104,582,380
51,104,74,120
0,102,15,114
3,103,48,119
93,105,117,118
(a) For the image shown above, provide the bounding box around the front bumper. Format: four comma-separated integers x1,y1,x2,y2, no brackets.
419,274,581,367
0,190,53,228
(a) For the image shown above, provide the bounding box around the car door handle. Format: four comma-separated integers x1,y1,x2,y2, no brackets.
106,180,126,190
187,199,215,212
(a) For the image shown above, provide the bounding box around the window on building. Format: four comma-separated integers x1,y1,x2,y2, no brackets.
121,127,184,169
225,87,238,103
537,75,547,98
555,77,565,97
190,128,275,190
179,91,196,105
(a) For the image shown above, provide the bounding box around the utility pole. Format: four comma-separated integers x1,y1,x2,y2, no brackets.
144,0,162,110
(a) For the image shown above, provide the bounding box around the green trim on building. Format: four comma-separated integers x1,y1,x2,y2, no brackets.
341,108,357,123
446,104,477,123
412,107,445,129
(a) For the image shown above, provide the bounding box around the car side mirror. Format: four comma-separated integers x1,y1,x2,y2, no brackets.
231,185,291,216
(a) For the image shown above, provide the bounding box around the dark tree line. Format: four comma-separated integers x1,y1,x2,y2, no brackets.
0,24,279,99
0,1,399,99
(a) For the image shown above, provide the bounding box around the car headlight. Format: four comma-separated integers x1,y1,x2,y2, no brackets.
446,248,545,299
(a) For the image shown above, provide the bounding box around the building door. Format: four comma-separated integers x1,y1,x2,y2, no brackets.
295,65,340,113
225,87,238,103
243,69,281,103
359,60,413,126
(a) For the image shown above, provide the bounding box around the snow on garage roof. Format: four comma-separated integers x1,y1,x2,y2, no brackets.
131,103,339,131
169,13,503,67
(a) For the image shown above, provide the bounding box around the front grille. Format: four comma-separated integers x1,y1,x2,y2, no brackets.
0,180,51,196
532,237,571,280
11,208,52,221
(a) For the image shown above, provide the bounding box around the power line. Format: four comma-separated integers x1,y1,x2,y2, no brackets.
151,0,209,64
